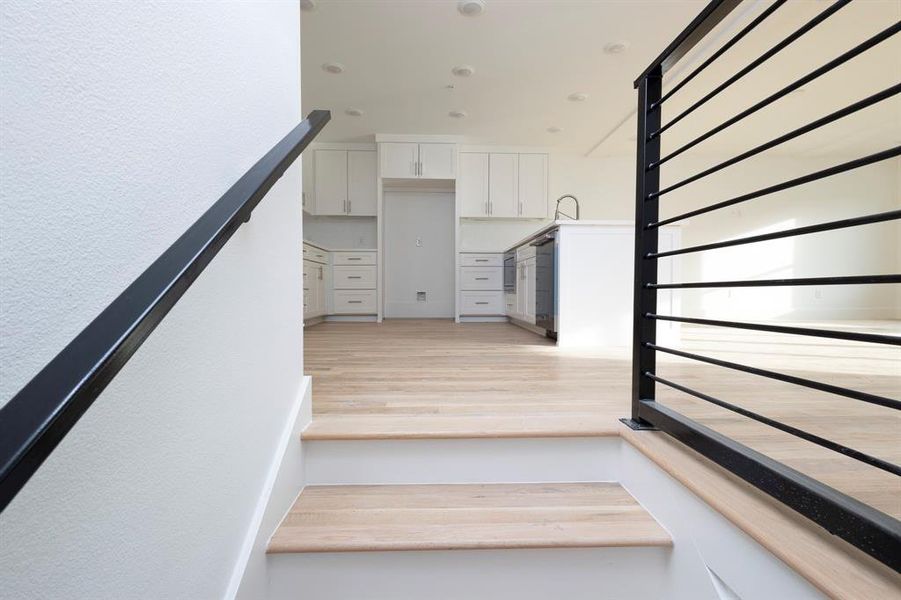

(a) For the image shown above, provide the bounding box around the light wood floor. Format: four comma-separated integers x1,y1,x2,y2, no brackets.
268,482,670,553
303,318,900,518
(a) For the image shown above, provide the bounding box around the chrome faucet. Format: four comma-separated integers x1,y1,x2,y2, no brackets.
554,194,580,221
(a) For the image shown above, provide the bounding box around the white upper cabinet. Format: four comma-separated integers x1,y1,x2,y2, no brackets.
418,143,456,179
517,154,548,219
380,143,419,178
347,150,377,216
311,149,377,216
457,151,548,219
379,142,456,179
488,153,519,218
458,153,489,218
313,150,348,216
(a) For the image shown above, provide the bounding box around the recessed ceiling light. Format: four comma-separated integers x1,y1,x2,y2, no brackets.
445,84,456,89
568,92,589,102
321,62,344,74
547,126,562,133
300,0,316,11
452,65,475,77
603,42,629,54
345,108,364,117
458,0,486,17
449,110,468,119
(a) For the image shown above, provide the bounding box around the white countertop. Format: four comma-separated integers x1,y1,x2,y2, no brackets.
303,240,376,253
503,220,635,253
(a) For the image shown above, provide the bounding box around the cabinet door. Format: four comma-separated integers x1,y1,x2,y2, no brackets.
488,153,518,218
419,143,456,179
347,150,377,216
303,262,317,318
380,143,418,178
314,150,348,215
518,154,548,218
516,262,527,318
524,258,537,323
458,153,489,217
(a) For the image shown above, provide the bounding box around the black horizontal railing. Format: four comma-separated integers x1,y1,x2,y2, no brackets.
628,0,901,571
0,110,330,513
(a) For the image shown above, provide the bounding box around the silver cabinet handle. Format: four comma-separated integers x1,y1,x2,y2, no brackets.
485,201,489,216
475,277,489,281
348,300,363,304
475,301,489,305
475,259,488,262
318,267,323,280
347,200,352,214
519,201,523,215
348,276,362,279
347,257,362,261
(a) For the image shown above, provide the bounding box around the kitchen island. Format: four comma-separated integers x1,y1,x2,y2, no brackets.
504,220,680,348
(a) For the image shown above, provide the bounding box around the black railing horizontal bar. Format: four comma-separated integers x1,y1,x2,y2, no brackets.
646,343,901,411
648,0,851,140
647,209,901,259
645,372,901,476
653,20,901,168
637,401,901,570
649,83,901,195
635,0,742,87
647,313,901,347
0,110,331,513
652,0,787,110
648,274,901,289
649,146,901,228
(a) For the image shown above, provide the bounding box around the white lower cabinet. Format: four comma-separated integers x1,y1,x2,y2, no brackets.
303,259,326,319
331,250,377,315
459,252,504,316
510,251,536,324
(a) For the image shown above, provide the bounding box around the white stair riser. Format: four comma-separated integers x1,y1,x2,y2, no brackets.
304,437,620,485
268,547,681,600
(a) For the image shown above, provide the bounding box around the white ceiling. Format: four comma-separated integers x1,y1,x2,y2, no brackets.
301,0,901,158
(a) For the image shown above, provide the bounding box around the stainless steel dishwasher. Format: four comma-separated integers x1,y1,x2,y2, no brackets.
530,229,557,338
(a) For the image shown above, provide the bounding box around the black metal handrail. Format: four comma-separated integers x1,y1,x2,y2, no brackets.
628,0,901,571
0,110,330,513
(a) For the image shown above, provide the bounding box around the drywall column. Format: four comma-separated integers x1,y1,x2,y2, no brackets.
0,3,303,599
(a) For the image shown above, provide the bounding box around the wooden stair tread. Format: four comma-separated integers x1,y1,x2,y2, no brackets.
301,414,621,440
267,483,671,553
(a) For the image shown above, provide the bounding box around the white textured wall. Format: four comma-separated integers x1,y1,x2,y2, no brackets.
0,2,303,599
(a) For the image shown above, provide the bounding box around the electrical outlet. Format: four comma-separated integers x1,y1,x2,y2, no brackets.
417,291,426,302
416,237,423,247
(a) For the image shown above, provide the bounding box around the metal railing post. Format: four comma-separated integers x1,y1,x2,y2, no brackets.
625,67,662,428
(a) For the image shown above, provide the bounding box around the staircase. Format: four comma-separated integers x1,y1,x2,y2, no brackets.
258,418,729,600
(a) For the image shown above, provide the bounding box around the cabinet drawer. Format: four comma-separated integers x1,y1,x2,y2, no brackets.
332,290,377,314
332,251,376,266
303,244,329,264
333,265,376,289
460,253,502,267
460,291,504,315
460,266,502,290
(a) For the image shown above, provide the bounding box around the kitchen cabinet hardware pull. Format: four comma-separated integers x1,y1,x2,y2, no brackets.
348,276,362,279
348,300,363,304
347,257,362,261
475,301,489,305
475,259,488,262
475,277,489,280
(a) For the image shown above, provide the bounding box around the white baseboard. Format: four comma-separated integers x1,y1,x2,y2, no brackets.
325,315,378,322
458,316,508,323
227,376,312,600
